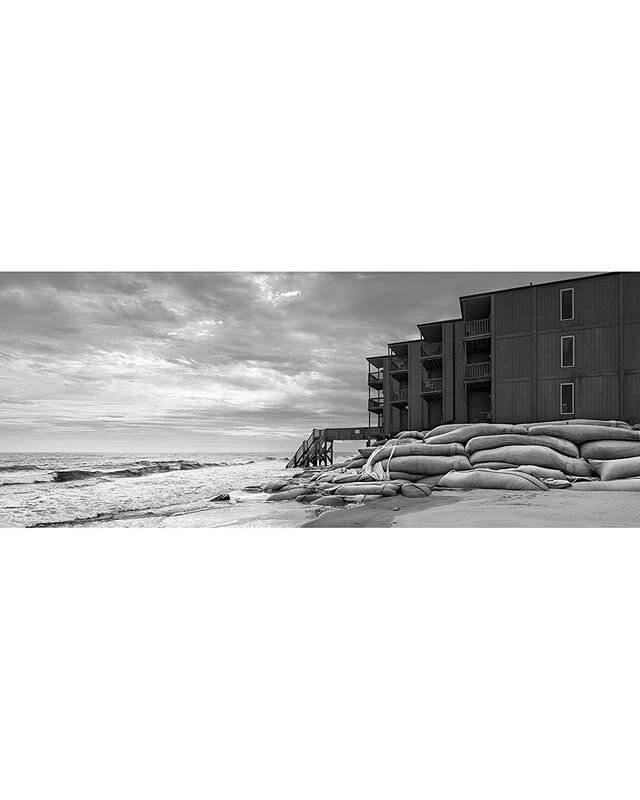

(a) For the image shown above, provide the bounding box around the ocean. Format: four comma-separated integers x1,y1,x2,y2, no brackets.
0,452,320,528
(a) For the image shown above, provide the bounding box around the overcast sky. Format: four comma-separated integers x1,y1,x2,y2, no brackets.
0,271,595,452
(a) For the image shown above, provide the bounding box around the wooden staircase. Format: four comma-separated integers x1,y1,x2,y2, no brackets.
287,429,334,469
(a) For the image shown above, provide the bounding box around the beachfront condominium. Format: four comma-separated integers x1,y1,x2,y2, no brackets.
367,272,640,437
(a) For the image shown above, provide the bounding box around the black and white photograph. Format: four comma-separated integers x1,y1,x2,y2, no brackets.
3,0,640,798
2,270,640,529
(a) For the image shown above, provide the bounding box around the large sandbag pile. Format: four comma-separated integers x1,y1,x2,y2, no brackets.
265,419,640,513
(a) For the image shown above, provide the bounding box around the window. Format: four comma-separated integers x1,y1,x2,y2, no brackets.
560,288,574,321
561,383,574,415
561,335,575,368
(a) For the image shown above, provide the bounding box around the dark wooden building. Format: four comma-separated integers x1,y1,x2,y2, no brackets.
367,272,640,436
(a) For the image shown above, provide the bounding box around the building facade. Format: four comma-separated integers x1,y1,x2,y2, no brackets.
367,272,640,436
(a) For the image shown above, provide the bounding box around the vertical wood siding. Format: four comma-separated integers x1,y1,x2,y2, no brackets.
494,381,533,423
536,326,618,378
623,322,640,370
536,376,619,420
443,321,455,422
623,273,640,322
494,288,533,336
536,274,619,331
623,373,640,422
494,335,533,380
408,340,424,429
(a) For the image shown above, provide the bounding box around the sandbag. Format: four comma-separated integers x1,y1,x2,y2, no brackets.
397,430,424,440
388,471,426,482
262,479,289,493
368,442,465,467
378,454,472,475
580,440,640,460
470,445,593,477
425,424,528,445
533,419,633,429
589,456,640,481
412,473,448,486
345,457,367,469
528,424,640,444
423,423,475,439
332,473,367,484
358,447,376,458
296,493,323,503
334,483,397,496
266,487,313,501
571,479,640,491
400,483,433,498
465,434,579,459
471,462,518,470
439,469,549,491
311,496,346,507
515,465,570,481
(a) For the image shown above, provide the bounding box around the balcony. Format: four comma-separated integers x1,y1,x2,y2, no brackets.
390,357,408,373
464,361,492,382
368,370,384,389
368,397,384,414
421,342,442,358
463,318,491,339
390,389,408,405
421,341,443,368
420,378,443,396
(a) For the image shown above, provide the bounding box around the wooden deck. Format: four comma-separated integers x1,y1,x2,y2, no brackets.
287,426,383,468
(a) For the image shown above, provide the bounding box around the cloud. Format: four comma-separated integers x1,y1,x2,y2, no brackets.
0,271,595,450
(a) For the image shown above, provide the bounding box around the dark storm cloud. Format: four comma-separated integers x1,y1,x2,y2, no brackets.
0,271,594,449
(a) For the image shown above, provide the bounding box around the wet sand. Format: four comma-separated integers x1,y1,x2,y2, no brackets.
304,488,640,528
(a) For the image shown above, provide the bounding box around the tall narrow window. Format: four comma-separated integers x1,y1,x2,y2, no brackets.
560,288,574,321
561,335,575,368
561,383,574,415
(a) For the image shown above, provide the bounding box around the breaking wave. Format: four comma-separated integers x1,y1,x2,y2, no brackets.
50,458,265,483
0,464,41,473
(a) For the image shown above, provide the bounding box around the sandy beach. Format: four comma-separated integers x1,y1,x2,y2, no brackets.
304,488,640,528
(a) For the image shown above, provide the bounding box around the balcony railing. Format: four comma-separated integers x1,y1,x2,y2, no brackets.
464,361,492,381
368,398,384,413
463,318,491,338
391,389,408,403
421,342,442,358
390,357,408,371
421,379,443,393
368,370,384,387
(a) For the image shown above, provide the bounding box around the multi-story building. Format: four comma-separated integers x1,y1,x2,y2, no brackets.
367,272,640,436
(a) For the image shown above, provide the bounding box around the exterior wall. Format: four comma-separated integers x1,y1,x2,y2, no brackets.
492,272,632,423
368,272,640,434
453,320,466,422
443,321,456,423
381,356,392,436
407,340,424,430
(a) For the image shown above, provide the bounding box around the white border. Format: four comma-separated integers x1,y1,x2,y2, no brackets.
560,381,575,414
561,334,575,368
560,287,575,321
